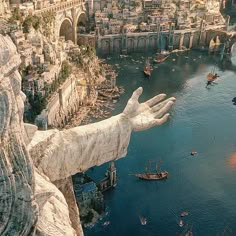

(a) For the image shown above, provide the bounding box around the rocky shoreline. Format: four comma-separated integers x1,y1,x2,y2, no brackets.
65,85,125,128
64,59,124,128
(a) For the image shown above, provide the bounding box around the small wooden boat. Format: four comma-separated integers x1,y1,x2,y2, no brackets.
153,56,169,63
156,50,170,56
206,72,220,87
190,151,197,156
153,54,169,63
139,216,147,225
180,211,189,217
206,72,219,82
179,220,184,227
144,58,152,77
130,161,168,181
185,231,193,236
102,221,110,226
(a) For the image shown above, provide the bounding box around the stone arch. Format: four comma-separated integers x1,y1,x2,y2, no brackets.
101,40,110,54
137,37,146,50
76,12,87,28
75,12,88,44
59,18,73,41
127,38,134,53
113,39,121,53
158,34,168,50
149,36,157,49
183,33,190,48
160,34,169,50
231,42,236,54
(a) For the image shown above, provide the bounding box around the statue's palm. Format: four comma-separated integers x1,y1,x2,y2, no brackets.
123,87,175,131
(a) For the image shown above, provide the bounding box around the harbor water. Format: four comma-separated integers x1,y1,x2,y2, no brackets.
83,49,236,236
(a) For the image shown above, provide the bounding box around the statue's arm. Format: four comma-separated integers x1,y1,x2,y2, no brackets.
29,87,175,182
30,114,132,182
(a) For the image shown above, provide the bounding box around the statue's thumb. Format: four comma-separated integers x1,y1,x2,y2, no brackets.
131,87,143,102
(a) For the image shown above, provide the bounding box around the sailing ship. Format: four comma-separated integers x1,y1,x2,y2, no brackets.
206,65,220,87
130,161,168,180
143,58,152,77
206,72,219,82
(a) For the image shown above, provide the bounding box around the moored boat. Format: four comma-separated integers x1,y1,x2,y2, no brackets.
154,49,170,63
139,216,147,225
180,211,189,217
153,54,169,63
102,221,110,226
206,71,220,87
156,50,170,56
143,58,152,77
179,220,184,227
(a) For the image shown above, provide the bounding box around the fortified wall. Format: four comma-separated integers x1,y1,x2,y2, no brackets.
36,72,88,129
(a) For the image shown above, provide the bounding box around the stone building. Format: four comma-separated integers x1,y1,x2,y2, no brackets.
73,175,105,224
0,0,10,15
97,162,117,192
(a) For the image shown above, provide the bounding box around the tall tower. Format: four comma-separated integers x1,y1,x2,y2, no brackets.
108,162,117,187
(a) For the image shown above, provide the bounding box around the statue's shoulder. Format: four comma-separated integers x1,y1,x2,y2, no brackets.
27,127,59,151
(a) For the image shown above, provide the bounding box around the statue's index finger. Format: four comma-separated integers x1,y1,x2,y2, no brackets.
145,94,166,107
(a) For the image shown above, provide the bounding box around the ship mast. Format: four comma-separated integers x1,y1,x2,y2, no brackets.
145,161,151,174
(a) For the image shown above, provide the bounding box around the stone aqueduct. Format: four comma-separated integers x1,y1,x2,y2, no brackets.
96,26,236,56
35,0,87,44
34,1,236,55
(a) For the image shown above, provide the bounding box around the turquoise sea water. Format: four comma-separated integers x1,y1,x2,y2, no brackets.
83,50,236,236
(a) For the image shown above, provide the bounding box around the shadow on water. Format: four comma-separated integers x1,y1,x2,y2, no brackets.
232,97,236,105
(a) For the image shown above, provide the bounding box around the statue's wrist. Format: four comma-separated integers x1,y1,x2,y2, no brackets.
120,113,133,130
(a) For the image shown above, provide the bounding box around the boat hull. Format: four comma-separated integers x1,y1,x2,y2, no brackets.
132,171,168,180
144,70,151,77
153,55,169,63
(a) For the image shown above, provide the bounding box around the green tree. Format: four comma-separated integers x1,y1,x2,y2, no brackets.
32,16,41,31
60,61,72,82
32,93,46,115
84,210,94,223
8,7,23,24
41,11,56,37
108,13,113,19
22,15,33,33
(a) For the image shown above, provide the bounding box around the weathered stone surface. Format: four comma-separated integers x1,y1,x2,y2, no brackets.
54,177,82,236
29,114,132,181
0,35,38,235
0,34,175,235
34,172,78,236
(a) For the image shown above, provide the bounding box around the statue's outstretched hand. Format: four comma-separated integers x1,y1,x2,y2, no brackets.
123,87,175,131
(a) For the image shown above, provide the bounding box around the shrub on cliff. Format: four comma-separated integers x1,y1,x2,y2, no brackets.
59,61,72,82
22,15,41,33
8,7,23,24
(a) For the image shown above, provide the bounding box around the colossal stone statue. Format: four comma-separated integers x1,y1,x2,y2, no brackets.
0,34,175,235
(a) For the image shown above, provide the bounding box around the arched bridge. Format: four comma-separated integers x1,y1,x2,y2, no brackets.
35,0,87,44
206,28,236,54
